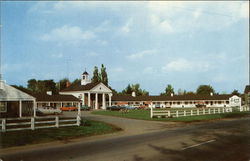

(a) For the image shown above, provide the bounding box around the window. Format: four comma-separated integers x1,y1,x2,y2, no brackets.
226,101,229,104
0,102,7,112
82,76,85,79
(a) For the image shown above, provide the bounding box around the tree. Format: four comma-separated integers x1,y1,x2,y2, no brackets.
122,84,133,95
71,78,81,86
161,84,174,96
27,79,37,92
100,64,108,85
196,85,215,95
92,66,100,83
121,84,149,96
231,89,240,96
56,78,70,91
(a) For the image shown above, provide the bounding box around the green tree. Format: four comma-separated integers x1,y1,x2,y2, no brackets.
231,89,240,96
27,79,37,92
92,66,100,83
161,84,174,96
56,78,70,91
122,84,133,95
196,85,215,95
100,64,108,85
71,78,81,85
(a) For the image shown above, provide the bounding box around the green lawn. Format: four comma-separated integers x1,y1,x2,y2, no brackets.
0,119,121,148
92,110,249,122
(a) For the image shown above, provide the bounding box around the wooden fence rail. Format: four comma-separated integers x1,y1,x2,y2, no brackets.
0,116,81,132
150,106,249,118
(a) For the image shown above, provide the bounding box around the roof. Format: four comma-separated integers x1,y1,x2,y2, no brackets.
61,82,110,92
244,85,250,93
82,71,89,75
33,94,80,102
112,94,233,102
11,85,80,102
0,81,35,101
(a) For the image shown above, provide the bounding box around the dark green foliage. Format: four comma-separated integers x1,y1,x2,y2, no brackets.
92,66,100,83
196,85,215,94
161,84,174,96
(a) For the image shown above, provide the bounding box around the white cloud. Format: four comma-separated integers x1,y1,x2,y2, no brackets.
120,19,133,34
51,53,63,58
41,25,96,43
127,50,157,60
162,59,211,72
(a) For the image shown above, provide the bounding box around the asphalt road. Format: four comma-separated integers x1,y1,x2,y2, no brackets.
1,115,249,161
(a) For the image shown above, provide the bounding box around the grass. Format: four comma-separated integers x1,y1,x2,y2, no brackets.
92,109,249,122
0,119,121,148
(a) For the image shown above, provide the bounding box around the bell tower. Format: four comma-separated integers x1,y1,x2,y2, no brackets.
81,70,91,85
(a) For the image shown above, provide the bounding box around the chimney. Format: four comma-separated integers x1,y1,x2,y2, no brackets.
66,81,71,88
46,91,52,95
210,92,213,96
132,91,136,97
171,93,174,97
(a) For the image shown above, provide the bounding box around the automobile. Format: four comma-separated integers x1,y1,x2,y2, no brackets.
107,106,125,111
60,106,78,111
36,106,62,115
122,105,137,110
81,105,91,111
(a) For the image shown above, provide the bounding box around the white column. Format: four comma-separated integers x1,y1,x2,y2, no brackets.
108,93,112,107
102,93,106,110
82,93,85,105
95,93,98,109
19,100,22,118
33,100,37,117
78,102,81,116
88,92,91,107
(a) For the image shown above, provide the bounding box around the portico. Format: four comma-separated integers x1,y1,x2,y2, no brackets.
59,71,113,110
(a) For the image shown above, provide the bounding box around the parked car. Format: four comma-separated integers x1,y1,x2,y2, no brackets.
36,106,62,115
122,105,137,110
81,105,91,111
60,106,78,111
107,106,125,111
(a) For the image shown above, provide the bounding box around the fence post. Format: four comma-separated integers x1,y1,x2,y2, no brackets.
55,116,59,128
222,108,225,113
168,110,170,117
184,110,186,116
190,109,193,116
2,119,6,132
31,117,35,130
218,108,221,113
213,108,215,114
150,106,153,118
77,115,81,126
208,108,211,114
197,109,199,115
203,108,205,115
176,110,179,117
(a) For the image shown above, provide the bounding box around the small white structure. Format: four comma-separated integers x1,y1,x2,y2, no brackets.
60,71,113,110
0,80,36,118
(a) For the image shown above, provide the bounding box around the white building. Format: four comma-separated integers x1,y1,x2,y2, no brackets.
60,71,112,110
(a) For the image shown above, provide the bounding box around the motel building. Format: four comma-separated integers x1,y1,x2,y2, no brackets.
59,71,242,110
60,71,113,110
111,93,242,109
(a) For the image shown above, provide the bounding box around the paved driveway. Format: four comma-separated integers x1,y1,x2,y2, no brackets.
63,111,185,135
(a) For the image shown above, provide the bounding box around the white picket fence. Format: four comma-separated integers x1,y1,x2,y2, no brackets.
0,116,81,132
150,106,249,118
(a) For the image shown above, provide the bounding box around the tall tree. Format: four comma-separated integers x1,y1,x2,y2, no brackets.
92,66,100,83
161,84,174,96
196,85,215,95
71,78,81,86
122,84,133,95
100,64,108,85
121,84,149,96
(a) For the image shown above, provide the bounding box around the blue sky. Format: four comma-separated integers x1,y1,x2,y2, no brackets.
1,1,249,94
